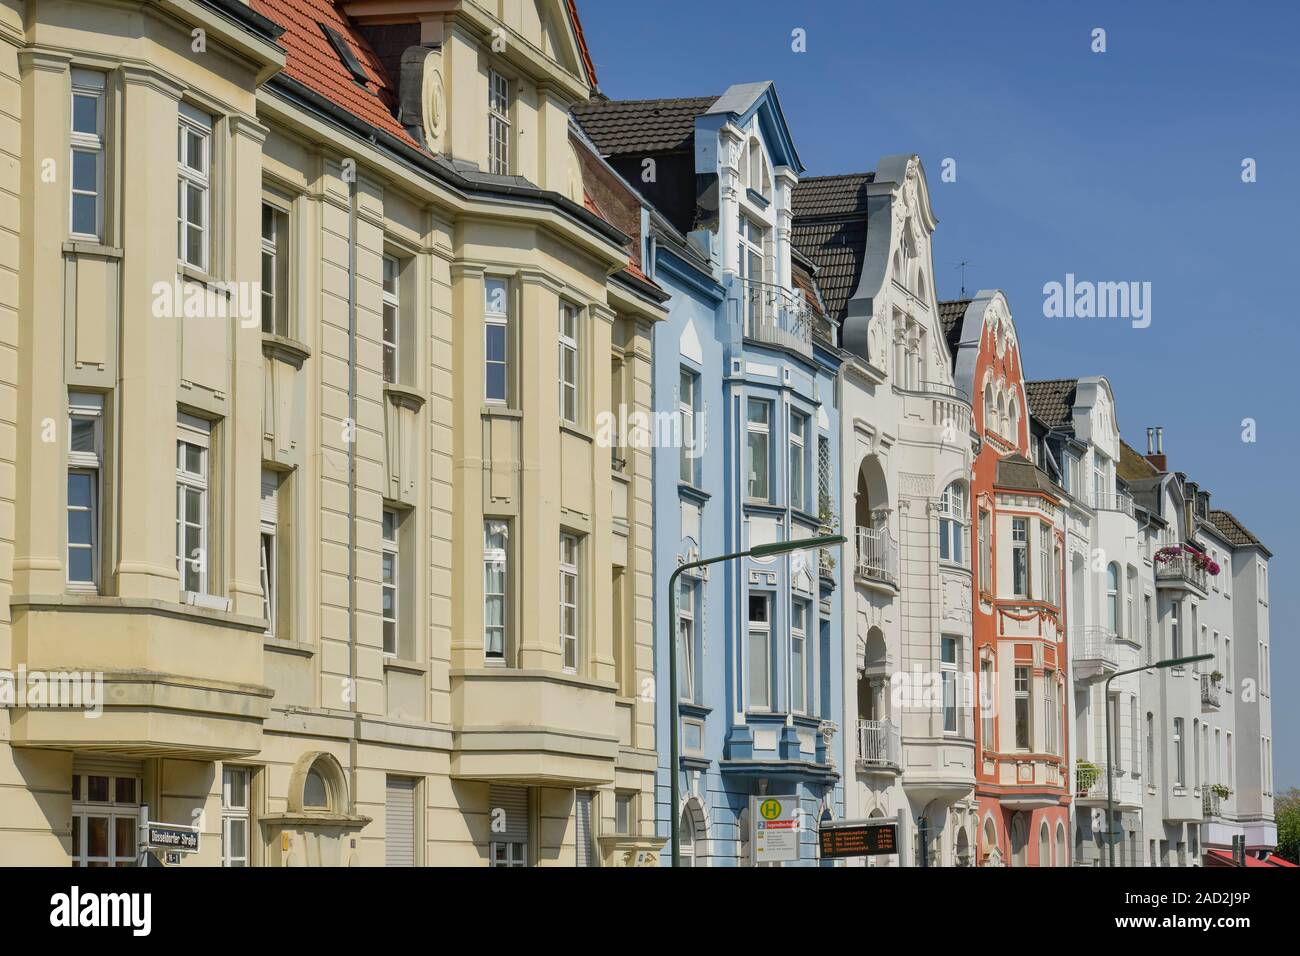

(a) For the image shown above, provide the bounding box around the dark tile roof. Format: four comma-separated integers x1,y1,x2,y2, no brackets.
790,174,875,323
570,96,719,156
938,298,971,363
995,453,1062,496
791,173,874,218
1209,510,1271,556
1024,379,1079,428
1118,439,1159,482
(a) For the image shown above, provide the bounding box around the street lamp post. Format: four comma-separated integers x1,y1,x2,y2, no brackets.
667,532,845,867
1103,652,1213,868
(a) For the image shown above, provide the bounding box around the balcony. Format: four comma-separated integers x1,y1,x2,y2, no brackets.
734,275,814,358
855,526,899,590
1075,761,1118,803
1154,547,1209,593
1071,625,1119,680
856,718,901,772
1200,672,1222,710
449,667,620,787
1094,492,1135,517
7,596,272,759
1203,790,1223,818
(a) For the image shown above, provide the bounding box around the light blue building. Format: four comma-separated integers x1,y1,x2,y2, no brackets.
576,84,845,865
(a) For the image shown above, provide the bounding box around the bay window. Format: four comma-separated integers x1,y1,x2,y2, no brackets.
559,301,579,423
484,521,508,662
789,412,807,512
747,593,771,710
791,599,809,714
560,532,581,672
938,481,965,563
1014,665,1031,750
484,278,510,404
1011,517,1028,597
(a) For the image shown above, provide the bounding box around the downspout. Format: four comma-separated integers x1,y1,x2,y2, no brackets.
347,171,359,819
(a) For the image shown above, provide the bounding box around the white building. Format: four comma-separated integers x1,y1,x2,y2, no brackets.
794,156,979,866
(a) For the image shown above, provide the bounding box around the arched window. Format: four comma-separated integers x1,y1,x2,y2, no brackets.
983,383,994,433
955,827,972,867
1008,398,1019,441
917,268,927,300
1055,822,1067,867
1039,821,1050,867
939,481,966,564
983,816,998,865
996,393,1007,436
1107,563,1121,635
292,752,347,814
893,249,903,283
303,766,329,808
1010,815,1027,867
681,798,708,868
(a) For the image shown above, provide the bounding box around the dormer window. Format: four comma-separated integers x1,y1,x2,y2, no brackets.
746,137,771,200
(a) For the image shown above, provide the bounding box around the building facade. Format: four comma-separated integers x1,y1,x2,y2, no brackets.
576,83,846,866
1,0,665,867
793,157,979,867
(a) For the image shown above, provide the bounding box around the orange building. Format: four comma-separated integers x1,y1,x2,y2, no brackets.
944,293,1071,866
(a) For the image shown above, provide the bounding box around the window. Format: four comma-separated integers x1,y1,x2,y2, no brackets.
1039,823,1050,868
385,777,418,867
71,770,140,867
489,784,528,867
222,767,250,867
1173,717,1185,787
1146,712,1155,782
177,103,211,270
261,202,289,336
679,368,699,484
67,393,103,590
484,278,510,404
746,399,770,500
1169,601,1181,658
176,414,210,595
484,521,508,662
381,254,400,384
978,509,992,593
980,659,994,750
1130,697,1141,777
615,792,635,836
70,70,105,240
1144,595,1153,657
678,577,696,702
817,435,831,516
938,482,965,564
1014,666,1031,750
558,302,580,423
303,765,329,809
791,600,809,714
1011,518,1028,597
488,69,511,175
789,412,808,512
1225,637,1232,684
559,533,580,672
1039,523,1053,603
259,469,279,635
1044,670,1057,755
942,637,959,734
382,509,399,656
747,593,771,710
1107,563,1120,635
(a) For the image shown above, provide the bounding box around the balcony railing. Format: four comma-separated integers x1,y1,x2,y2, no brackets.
1203,790,1222,818
1075,761,1119,801
1094,492,1135,517
1201,672,1222,709
1155,551,1208,591
1071,626,1119,676
734,276,814,357
857,718,902,769
855,525,899,588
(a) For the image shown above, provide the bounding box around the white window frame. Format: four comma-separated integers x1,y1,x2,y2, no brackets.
382,254,400,385
67,393,103,591
176,414,210,597
221,766,251,867
1173,717,1185,787
484,520,508,663
1107,563,1121,635
747,593,771,711
679,367,698,484
615,792,635,836
261,201,290,337
1038,523,1053,604
1044,670,1057,755
1011,517,1028,597
678,577,696,703
978,508,992,594
484,277,510,405
559,532,580,673
1014,665,1031,751
69,70,105,241
791,599,809,715
789,411,807,513
558,301,579,423
746,399,771,501
488,68,511,176
980,658,995,750
382,508,399,657
71,771,141,868
260,469,277,636
177,103,211,271
942,636,959,735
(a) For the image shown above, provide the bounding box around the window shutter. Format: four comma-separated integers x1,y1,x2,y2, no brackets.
385,777,417,867
575,791,596,867
260,469,278,525
489,785,529,843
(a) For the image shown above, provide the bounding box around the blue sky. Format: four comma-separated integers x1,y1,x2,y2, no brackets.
579,0,1299,791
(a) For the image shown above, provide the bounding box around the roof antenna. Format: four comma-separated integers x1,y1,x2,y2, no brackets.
954,260,976,298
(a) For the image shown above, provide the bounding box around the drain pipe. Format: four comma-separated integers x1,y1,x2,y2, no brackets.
347,168,359,820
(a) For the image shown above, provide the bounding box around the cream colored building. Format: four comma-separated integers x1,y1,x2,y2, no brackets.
0,0,663,866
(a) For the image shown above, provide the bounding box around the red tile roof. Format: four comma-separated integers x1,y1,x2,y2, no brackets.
251,0,418,148
567,0,598,88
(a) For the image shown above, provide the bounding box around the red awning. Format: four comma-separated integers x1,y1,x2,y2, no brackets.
1205,848,1292,868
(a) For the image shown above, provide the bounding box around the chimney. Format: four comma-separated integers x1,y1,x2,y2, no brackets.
1146,427,1154,454
1145,426,1167,472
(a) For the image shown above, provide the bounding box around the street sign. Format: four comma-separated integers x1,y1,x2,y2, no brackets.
750,796,800,863
144,822,199,854
818,819,898,858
